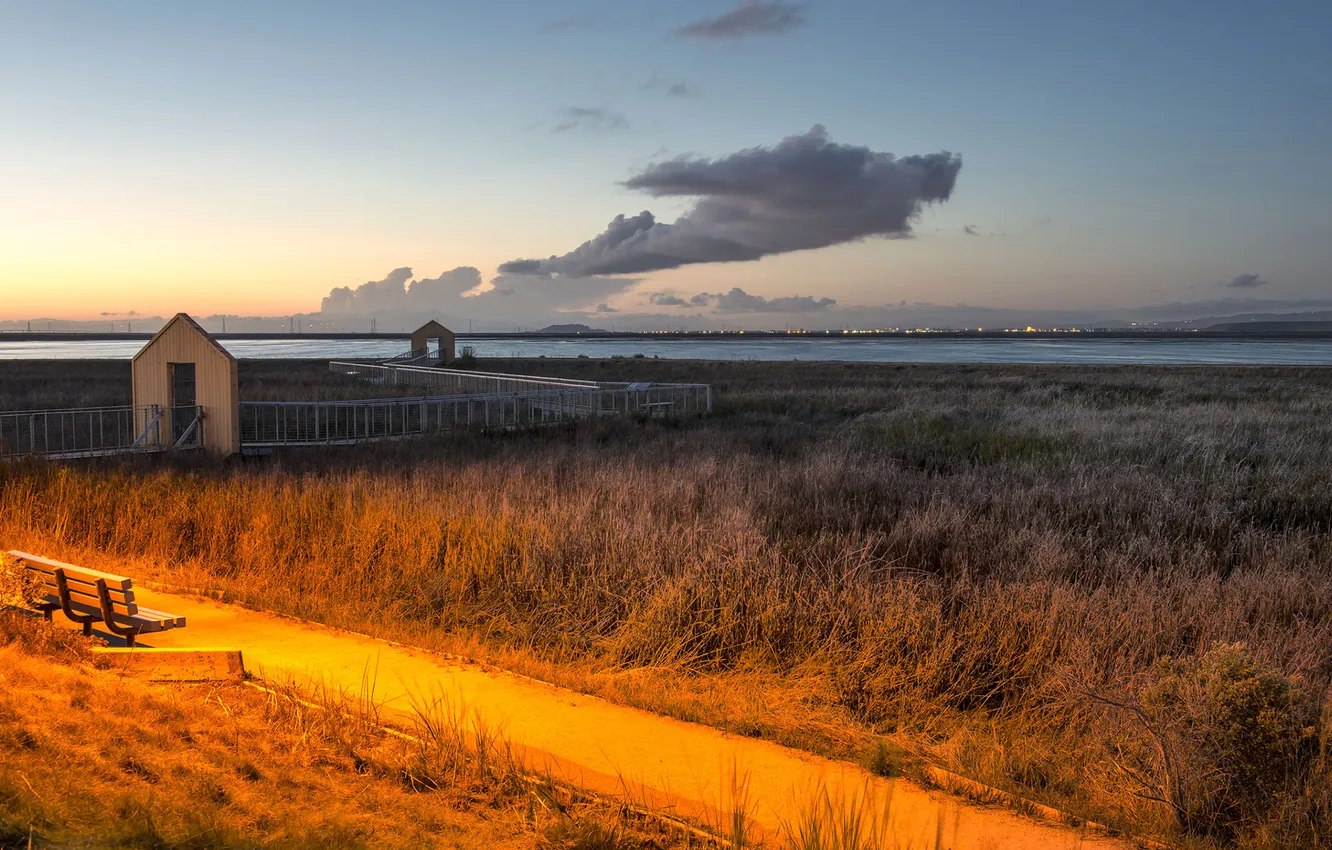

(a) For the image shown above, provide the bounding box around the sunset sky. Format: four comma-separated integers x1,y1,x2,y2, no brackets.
2,1,1329,326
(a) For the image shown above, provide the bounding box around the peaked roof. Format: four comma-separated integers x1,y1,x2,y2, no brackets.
132,313,236,363
413,320,454,336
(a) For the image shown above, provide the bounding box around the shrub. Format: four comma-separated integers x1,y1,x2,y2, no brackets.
1116,642,1321,839
0,553,43,610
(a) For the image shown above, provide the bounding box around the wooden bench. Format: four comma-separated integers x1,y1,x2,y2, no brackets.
7,550,186,647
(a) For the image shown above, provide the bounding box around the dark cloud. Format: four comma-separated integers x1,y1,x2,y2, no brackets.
500,125,961,278
1221,273,1268,289
595,303,619,313
644,76,700,98
705,287,836,313
689,293,711,307
650,292,691,307
497,259,546,276
676,1,805,39
552,107,629,133
963,224,979,236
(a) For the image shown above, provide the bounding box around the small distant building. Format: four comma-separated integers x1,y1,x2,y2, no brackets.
132,313,240,455
411,320,456,366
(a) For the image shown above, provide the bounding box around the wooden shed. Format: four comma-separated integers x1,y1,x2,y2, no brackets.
410,320,456,366
132,313,240,456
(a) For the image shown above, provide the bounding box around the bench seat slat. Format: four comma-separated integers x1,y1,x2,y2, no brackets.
36,580,136,610
37,593,138,618
135,607,187,628
9,551,133,591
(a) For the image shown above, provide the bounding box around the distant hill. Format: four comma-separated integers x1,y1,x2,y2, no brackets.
1188,310,1332,330
1205,320,1332,333
536,323,607,334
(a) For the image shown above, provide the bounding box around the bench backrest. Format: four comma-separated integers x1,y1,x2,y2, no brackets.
7,550,139,618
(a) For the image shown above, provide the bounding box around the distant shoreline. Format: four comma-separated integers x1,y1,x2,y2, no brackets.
4,329,1332,342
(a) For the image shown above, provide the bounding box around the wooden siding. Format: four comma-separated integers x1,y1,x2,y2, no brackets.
132,315,239,455
410,321,456,365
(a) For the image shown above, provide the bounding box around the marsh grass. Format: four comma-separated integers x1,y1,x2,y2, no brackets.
3,359,1332,847
781,783,897,850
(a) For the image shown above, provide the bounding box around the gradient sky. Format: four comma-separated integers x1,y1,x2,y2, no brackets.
2,0,1330,321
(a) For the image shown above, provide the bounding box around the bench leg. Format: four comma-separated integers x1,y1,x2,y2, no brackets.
95,579,142,648
54,569,101,635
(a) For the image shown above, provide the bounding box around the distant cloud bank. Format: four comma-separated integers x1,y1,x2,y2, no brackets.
499,125,962,278
708,288,836,313
650,288,835,312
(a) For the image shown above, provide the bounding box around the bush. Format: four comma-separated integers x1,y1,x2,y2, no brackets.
1120,642,1321,839
0,553,44,610
0,609,92,663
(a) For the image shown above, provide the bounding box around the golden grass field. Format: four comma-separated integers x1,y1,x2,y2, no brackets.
2,358,1331,848
0,608,717,850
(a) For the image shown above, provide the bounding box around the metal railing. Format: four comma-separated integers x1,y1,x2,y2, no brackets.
0,405,203,460
381,348,441,366
330,361,601,394
238,383,711,448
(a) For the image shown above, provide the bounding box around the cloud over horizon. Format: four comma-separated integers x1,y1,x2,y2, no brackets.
676,1,806,39
320,267,483,315
499,125,962,278
649,292,691,307
707,287,836,313
317,266,644,327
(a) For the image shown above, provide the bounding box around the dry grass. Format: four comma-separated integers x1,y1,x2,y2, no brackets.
0,609,718,849
3,359,1332,847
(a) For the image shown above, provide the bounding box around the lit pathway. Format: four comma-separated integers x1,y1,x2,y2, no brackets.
88,587,1133,849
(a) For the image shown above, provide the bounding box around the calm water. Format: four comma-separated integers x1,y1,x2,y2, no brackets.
2,337,1332,365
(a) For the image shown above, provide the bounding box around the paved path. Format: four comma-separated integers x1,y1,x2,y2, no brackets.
73,587,1133,849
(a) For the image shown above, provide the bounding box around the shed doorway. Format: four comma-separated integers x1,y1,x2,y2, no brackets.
169,362,196,443
409,321,456,366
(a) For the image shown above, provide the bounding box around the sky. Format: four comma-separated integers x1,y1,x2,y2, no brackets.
2,0,1330,328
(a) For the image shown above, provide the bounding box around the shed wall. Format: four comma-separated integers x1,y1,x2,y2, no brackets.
410,323,456,365
132,322,239,454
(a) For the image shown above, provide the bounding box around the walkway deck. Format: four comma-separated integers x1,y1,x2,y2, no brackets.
64,586,1133,849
